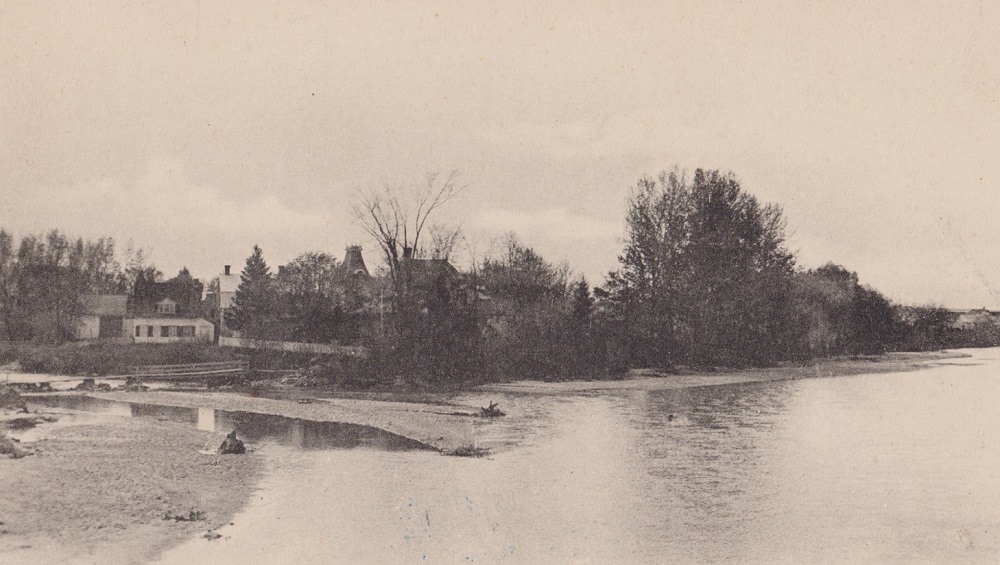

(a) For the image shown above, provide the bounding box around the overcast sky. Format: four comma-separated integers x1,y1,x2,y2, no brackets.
2,1,999,308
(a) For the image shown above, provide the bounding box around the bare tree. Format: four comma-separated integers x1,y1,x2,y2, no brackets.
353,170,467,283
427,224,463,261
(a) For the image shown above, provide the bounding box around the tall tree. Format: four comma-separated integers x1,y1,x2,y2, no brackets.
7,231,88,342
605,170,691,366
476,235,584,379
607,168,796,367
0,227,156,342
274,252,345,342
0,230,14,338
225,245,276,339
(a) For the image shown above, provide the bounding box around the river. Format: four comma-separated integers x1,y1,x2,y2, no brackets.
158,348,1000,564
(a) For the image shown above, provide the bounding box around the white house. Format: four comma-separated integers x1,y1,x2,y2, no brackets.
128,316,215,343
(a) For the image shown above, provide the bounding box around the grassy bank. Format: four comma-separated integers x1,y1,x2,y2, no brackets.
0,341,242,376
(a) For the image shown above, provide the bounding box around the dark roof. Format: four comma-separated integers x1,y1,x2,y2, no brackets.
341,246,371,278
402,258,460,288
79,294,128,316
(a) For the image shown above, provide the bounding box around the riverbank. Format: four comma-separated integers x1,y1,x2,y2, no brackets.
84,390,481,452
0,348,971,563
479,350,970,393
0,414,262,564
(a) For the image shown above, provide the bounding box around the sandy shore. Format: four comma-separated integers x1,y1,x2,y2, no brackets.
0,415,262,564
479,350,971,393
86,390,482,452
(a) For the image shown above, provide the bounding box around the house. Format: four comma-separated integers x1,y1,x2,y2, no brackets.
205,264,240,335
128,315,214,343
951,308,1000,330
76,294,128,340
397,247,482,313
128,270,214,343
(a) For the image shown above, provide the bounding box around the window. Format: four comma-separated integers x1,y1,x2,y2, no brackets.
147,325,153,337
135,325,141,337
156,301,176,315
179,326,196,338
160,326,170,337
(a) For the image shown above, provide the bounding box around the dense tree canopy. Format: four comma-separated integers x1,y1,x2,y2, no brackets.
605,169,796,367
274,252,346,343
0,229,157,342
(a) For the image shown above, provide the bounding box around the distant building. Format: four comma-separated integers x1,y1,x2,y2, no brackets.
398,247,478,313
205,264,240,336
951,308,999,330
341,245,371,278
127,270,214,343
76,294,128,340
218,265,240,310
75,287,214,343
336,245,380,319
128,315,214,343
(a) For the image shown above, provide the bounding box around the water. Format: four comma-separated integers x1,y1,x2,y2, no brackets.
26,396,435,452
148,348,1000,563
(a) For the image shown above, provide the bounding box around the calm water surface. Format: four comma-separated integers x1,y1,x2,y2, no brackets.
160,349,1000,564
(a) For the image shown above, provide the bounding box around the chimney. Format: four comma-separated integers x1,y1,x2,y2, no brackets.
224,265,231,276
402,246,413,260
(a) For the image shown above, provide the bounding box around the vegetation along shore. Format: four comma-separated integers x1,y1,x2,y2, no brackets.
1,168,997,388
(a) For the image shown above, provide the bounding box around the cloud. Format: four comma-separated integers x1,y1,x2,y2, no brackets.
466,207,622,282
471,208,620,242
1,156,340,277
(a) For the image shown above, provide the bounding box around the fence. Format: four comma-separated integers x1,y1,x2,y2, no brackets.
126,360,249,380
218,336,368,358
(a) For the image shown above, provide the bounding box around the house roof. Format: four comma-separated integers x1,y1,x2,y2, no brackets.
79,294,128,316
402,258,460,288
341,245,371,278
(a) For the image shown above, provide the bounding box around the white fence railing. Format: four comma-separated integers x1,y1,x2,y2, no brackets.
218,336,368,358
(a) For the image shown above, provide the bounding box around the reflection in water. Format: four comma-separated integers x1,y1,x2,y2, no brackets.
197,407,214,432
26,396,434,452
162,348,1000,564
623,382,796,561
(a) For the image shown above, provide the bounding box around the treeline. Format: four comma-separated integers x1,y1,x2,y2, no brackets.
0,230,158,343
224,236,608,384
339,168,994,384
221,246,370,344
597,169,990,370
3,168,993,385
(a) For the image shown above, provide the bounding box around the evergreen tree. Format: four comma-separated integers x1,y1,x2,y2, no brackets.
225,245,276,338
571,277,593,325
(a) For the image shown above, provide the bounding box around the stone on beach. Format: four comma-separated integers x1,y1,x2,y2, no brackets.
218,431,247,455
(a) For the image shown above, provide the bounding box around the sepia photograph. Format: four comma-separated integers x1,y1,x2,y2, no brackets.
2,1,999,563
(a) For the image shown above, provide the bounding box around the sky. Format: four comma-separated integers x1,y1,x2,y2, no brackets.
2,1,999,308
